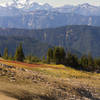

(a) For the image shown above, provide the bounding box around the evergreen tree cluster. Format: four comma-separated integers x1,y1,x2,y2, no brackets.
1,43,40,63
47,47,100,72
2,43,25,62
15,43,25,62
47,47,66,64
3,48,8,59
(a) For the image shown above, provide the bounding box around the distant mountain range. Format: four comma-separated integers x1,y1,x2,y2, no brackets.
0,2,100,29
0,1,100,16
0,25,100,57
0,10,100,29
55,3,100,16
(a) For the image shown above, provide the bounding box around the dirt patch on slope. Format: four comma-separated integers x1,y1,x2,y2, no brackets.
0,93,17,100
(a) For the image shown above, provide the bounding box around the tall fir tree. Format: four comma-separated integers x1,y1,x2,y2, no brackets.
0,51,1,57
95,58,100,69
80,55,88,70
3,48,8,59
14,43,25,62
53,47,66,64
66,51,79,68
47,48,53,63
53,47,61,64
59,47,66,64
87,53,95,71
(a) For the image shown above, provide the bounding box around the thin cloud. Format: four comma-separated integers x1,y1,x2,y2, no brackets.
0,0,100,7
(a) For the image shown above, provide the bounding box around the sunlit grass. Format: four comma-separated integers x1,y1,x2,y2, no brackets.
0,59,100,80
0,58,100,99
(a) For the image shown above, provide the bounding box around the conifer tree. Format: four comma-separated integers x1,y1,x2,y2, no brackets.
0,52,1,57
53,47,66,64
14,43,25,62
95,58,100,69
59,47,66,64
80,55,88,70
87,53,95,71
53,47,61,64
47,48,53,63
66,52,79,68
3,48,8,59
42,56,46,63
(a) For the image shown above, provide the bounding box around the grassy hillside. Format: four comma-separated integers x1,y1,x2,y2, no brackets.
0,58,100,100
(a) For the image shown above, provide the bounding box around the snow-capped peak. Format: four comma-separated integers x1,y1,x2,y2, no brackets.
78,3,97,9
43,3,51,7
0,0,39,8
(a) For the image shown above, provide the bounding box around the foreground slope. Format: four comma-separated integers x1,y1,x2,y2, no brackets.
0,59,100,100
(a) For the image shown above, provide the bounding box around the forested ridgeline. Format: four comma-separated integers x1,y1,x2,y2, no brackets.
0,25,100,57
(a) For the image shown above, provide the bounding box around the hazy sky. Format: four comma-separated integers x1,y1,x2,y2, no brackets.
0,0,100,7
34,0,100,6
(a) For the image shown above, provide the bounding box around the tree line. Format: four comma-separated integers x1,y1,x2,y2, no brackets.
1,43,41,63
2,43,25,62
47,47,100,72
1,44,100,72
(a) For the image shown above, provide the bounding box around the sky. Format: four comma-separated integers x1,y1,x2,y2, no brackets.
35,0,100,6
0,0,100,7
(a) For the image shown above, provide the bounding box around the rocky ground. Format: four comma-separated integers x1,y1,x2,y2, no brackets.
0,62,100,100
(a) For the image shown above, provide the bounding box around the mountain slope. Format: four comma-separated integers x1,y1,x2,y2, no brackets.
0,11,100,29
0,36,51,57
0,25,100,57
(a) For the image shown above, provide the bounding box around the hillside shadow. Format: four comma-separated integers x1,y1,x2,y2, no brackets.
1,87,99,100
76,88,100,100
0,90,57,100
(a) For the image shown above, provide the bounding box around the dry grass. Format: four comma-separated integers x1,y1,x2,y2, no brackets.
0,58,100,100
